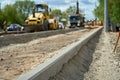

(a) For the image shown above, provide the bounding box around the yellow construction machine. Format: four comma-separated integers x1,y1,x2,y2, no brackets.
24,4,58,32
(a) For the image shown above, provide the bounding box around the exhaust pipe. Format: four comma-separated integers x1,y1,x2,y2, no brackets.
32,7,35,17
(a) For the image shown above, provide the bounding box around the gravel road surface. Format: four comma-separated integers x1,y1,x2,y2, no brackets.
0,29,92,80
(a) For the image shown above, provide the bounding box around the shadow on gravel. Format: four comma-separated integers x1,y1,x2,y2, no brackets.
49,30,102,80
0,29,79,48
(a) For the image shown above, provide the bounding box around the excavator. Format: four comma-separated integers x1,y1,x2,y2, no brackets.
24,4,58,32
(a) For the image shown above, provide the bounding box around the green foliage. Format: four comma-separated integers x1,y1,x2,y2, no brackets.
51,9,68,20
51,9,62,17
2,5,22,24
66,6,76,15
51,5,83,21
13,0,34,19
110,0,120,23
0,11,4,30
94,0,104,22
0,0,35,29
61,12,68,19
94,0,120,23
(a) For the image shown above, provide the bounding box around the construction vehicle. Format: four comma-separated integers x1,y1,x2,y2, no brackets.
86,19,103,29
68,0,85,28
87,20,94,26
87,20,103,26
97,20,103,26
24,4,58,32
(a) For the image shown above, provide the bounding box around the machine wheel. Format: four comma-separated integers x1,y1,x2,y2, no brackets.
43,20,49,31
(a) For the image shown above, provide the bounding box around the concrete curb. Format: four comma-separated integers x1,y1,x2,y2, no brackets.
17,27,103,80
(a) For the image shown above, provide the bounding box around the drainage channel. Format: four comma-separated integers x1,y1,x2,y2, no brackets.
49,31,100,80
17,27,102,80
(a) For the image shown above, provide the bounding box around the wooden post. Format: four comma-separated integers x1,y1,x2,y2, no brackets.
113,31,120,52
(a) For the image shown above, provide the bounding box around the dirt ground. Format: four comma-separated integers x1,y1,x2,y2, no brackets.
1,28,120,80
48,30,120,80
0,29,93,80
84,31,120,80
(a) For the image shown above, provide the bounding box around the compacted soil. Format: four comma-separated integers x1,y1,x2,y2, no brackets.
1,27,119,80
0,29,93,80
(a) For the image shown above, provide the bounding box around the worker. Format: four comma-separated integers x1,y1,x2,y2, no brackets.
2,20,7,32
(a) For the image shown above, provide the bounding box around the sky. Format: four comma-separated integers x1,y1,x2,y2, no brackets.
0,0,99,20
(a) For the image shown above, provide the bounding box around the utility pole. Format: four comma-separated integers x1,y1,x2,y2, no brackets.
104,0,109,32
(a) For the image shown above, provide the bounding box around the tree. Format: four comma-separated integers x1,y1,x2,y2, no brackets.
61,12,68,20
51,9,62,17
110,0,120,23
0,11,5,30
0,0,35,30
66,6,76,15
0,0,35,27
13,0,35,20
94,0,104,22
2,4,24,24
94,0,120,23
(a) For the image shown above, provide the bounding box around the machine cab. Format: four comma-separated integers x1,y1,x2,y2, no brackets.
34,4,49,16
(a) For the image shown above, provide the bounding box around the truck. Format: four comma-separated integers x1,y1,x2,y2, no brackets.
24,4,58,32
68,0,85,28
68,15,85,28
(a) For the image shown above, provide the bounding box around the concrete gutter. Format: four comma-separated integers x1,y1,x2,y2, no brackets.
17,27,103,80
